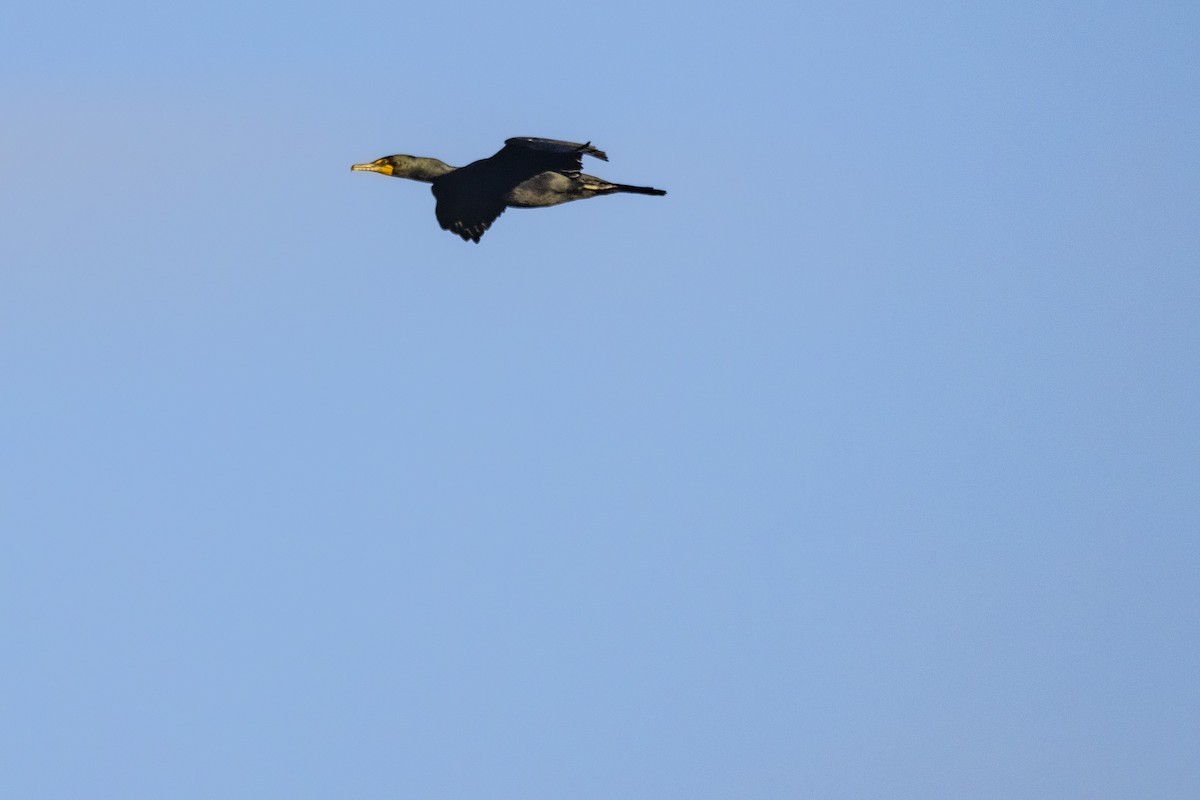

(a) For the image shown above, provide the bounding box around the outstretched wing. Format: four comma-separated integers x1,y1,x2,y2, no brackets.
431,180,507,243
503,137,609,165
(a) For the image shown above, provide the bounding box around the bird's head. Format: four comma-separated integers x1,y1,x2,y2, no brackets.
350,154,453,183
350,155,405,176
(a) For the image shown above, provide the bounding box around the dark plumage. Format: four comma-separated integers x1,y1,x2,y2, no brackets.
351,137,666,243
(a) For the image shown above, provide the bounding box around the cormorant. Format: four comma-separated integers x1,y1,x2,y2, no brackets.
351,137,666,243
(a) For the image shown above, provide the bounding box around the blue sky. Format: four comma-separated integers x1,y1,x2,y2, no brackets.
2,2,1198,798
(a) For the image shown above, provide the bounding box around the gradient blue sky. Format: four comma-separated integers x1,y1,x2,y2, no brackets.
3,2,1199,798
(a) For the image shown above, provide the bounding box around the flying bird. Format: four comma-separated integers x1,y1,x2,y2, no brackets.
351,137,666,243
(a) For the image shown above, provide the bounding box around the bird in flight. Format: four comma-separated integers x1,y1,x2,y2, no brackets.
351,137,666,243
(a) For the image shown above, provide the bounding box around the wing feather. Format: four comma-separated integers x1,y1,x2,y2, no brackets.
431,180,506,243
503,137,609,162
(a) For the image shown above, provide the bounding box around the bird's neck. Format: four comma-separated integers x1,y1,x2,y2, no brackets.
403,157,456,182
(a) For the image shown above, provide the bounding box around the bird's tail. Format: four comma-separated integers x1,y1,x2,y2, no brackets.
612,183,667,196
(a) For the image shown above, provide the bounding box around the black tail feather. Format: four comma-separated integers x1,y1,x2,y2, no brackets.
613,183,667,196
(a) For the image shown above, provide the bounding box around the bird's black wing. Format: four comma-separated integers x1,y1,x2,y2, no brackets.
503,137,609,165
465,137,609,205
431,178,507,243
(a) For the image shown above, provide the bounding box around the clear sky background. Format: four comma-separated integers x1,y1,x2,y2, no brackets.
2,2,1198,798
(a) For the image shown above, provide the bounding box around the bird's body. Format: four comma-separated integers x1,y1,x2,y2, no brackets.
352,137,666,242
